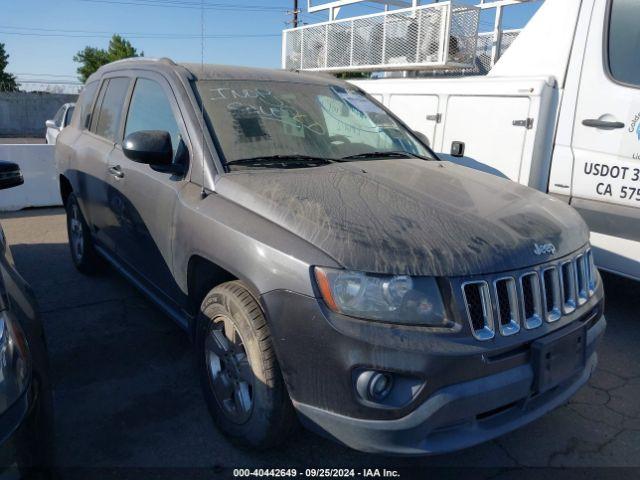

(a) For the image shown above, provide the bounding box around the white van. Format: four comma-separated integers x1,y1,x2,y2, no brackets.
351,0,640,280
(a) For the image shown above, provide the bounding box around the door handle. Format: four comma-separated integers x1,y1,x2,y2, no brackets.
582,119,625,129
108,165,124,179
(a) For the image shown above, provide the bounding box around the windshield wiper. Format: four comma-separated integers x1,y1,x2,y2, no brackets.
340,151,432,161
226,154,340,168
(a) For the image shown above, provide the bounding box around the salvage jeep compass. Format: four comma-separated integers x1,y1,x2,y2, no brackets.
55,58,606,455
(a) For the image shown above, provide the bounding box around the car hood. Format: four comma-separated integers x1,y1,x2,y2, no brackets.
215,160,589,277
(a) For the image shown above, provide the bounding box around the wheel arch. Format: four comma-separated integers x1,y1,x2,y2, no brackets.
187,254,265,335
59,174,73,206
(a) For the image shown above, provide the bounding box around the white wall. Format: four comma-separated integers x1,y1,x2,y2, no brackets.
0,145,62,211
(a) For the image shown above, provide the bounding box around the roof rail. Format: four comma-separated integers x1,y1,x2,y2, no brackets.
107,57,177,67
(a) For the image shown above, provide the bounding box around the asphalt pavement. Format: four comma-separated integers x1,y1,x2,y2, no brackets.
0,207,639,478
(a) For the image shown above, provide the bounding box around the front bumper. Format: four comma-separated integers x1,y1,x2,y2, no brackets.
261,288,606,456
295,316,604,455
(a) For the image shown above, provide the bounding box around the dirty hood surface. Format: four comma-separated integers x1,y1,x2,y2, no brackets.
216,160,589,277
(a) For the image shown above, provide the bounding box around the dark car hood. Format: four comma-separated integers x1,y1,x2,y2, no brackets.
215,160,589,277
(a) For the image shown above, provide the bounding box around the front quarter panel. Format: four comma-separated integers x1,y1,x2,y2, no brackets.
173,183,340,298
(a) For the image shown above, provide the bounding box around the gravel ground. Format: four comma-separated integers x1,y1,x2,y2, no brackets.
1,207,639,479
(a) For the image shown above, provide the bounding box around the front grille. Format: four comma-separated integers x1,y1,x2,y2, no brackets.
461,247,597,341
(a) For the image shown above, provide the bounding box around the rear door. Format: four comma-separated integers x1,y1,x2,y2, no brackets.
570,0,640,278
104,72,190,304
442,95,531,181
86,76,133,253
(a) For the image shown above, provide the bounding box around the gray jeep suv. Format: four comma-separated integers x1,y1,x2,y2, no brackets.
56,58,605,455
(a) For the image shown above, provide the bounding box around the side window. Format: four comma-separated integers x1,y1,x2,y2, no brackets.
76,81,98,130
608,0,640,87
93,77,130,142
124,78,182,158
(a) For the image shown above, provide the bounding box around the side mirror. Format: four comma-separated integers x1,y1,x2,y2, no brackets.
45,119,58,129
0,162,24,190
413,130,430,147
123,130,173,166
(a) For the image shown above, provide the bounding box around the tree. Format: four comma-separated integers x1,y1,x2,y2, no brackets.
334,72,370,80
74,34,143,83
0,43,18,92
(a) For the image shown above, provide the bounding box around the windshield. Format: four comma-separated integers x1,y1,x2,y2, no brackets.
194,79,434,169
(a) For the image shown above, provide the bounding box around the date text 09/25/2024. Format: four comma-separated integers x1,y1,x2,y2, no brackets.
233,469,401,478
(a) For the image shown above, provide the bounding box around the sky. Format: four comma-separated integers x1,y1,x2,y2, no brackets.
1,0,542,90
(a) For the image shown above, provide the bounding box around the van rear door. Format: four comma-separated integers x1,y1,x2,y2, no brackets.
570,0,640,279
388,94,440,145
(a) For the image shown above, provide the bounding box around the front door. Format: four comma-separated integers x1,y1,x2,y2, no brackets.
570,0,640,279
105,73,190,305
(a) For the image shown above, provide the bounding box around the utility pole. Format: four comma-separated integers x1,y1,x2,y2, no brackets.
293,0,299,27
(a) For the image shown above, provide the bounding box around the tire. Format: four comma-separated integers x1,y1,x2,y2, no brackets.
65,192,102,275
197,281,297,449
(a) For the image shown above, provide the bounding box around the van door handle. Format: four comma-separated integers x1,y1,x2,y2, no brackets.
108,165,124,179
582,119,625,129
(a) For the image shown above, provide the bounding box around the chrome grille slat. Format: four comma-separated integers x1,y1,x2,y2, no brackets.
462,281,495,341
494,277,520,336
542,266,561,322
576,254,589,305
560,261,577,314
461,247,596,340
586,249,598,295
520,272,543,329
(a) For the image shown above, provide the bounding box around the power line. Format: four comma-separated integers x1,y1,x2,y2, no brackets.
0,24,272,36
92,0,287,7
0,29,279,39
77,0,288,11
17,80,83,85
13,72,78,78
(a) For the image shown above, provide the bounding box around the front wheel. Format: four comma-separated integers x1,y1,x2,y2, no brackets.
65,193,102,274
197,281,297,449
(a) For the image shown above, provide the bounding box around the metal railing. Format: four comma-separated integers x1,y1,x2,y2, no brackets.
283,1,480,73
474,29,521,73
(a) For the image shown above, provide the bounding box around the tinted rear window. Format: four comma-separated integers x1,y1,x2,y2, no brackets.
93,78,130,141
77,82,98,129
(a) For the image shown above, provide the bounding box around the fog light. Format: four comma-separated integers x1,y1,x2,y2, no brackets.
356,370,394,402
369,372,393,400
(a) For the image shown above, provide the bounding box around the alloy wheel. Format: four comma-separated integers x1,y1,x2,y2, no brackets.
205,316,254,424
69,204,84,261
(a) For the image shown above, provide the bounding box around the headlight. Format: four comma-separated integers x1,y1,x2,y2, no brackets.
0,310,31,413
314,267,454,328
